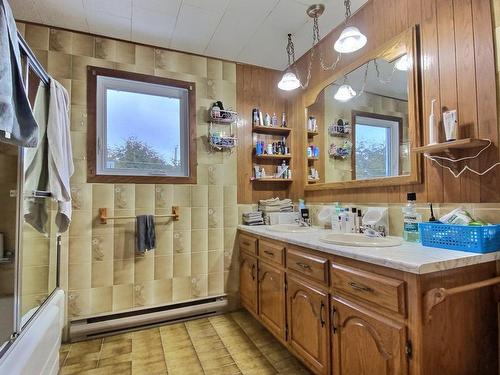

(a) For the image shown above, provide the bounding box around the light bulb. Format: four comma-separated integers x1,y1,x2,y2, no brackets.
334,84,357,102
334,26,367,53
278,71,301,91
395,55,411,71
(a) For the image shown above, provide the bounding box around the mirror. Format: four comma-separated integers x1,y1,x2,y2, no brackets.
305,27,420,190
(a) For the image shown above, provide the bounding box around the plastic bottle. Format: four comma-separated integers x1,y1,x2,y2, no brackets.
338,209,348,233
403,192,422,242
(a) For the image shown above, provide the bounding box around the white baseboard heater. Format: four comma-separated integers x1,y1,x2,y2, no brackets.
70,295,228,342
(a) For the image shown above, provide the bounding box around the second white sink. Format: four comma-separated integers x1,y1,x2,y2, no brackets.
320,233,402,247
266,224,316,233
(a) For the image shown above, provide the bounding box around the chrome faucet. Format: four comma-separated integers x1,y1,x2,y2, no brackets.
360,224,387,237
295,217,311,227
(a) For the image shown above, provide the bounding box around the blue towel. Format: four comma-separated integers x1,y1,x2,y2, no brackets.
136,215,156,252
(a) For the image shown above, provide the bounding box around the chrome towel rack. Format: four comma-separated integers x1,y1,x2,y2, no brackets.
98,206,179,224
423,275,500,323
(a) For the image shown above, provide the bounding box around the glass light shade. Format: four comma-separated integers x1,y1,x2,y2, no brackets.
334,84,357,101
395,55,411,71
278,71,301,91
334,26,367,53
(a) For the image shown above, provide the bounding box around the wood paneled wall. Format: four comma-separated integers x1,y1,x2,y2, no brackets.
237,0,499,204
236,64,298,203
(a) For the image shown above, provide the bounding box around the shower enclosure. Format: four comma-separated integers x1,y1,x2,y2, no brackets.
0,34,60,358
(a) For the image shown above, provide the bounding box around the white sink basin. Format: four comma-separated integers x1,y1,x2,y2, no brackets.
266,224,316,233
320,233,402,247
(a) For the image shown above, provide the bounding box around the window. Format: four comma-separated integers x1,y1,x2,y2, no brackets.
87,67,196,183
353,112,401,180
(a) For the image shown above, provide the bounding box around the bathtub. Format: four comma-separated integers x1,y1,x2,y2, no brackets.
0,289,64,375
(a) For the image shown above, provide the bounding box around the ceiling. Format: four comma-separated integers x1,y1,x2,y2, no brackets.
9,0,367,70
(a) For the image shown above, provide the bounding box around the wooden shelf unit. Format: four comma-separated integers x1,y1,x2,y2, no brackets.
255,153,292,160
307,131,319,137
252,178,293,183
413,138,490,154
252,125,292,135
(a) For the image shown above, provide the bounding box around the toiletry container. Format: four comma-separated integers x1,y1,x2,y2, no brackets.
403,192,422,242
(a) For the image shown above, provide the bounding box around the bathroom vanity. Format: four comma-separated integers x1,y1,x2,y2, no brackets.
238,226,499,375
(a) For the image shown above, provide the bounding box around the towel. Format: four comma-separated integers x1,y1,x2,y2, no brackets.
24,80,49,233
136,215,156,252
0,0,38,147
47,79,74,233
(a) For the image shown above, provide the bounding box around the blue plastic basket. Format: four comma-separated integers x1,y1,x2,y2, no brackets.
419,222,500,253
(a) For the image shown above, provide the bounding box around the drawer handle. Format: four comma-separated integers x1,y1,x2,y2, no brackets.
331,307,338,334
263,250,274,256
296,262,312,271
242,241,251,247
251,264,256,280
349,282,374,293
319,301,325,327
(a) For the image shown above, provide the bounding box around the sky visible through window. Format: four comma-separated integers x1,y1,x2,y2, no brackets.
106,89,181,170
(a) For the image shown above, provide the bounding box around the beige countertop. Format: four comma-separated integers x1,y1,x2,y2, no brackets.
238,225,500,274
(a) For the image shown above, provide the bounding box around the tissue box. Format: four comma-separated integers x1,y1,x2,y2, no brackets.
266,212,299,225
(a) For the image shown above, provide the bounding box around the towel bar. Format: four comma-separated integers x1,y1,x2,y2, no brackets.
99,207,179,224
423,275,500,323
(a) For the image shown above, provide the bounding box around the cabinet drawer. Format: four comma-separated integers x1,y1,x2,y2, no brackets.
287,247,328,285
239,234,257,255
259,239,285,266
331,263,406,315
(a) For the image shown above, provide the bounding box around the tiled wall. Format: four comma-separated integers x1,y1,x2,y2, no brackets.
16,22,240,321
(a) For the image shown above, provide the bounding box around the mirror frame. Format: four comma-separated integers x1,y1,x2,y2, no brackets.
304,26,422,191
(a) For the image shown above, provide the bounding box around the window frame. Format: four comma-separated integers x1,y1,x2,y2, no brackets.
87,66,197,184
351,110,403,181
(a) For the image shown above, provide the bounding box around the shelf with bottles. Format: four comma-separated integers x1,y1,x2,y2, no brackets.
328,119,351,138
308,167,320,183
251,108,289,134
306,115,319,135
254,137,291,161
306,145,320,160
208,101,238,151
252,161,293,182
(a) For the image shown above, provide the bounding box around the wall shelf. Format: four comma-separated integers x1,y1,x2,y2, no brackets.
252,126,291,135
307,157,319,161
413,138,490,154
307,131,319,137
255,153,292,160
252,178,293,183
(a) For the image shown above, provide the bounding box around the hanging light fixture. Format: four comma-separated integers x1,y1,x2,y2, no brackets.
278,2,366,91
278,34,302,91
334,0,367,53
334,83,357,101
395,54,410,71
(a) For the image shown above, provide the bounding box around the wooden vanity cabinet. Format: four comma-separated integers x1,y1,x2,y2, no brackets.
331,296,408,375
238,231,499,375
287,275,330,375
239,251,258,315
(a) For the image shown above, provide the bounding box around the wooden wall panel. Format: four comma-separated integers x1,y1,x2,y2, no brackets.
277,0,498,204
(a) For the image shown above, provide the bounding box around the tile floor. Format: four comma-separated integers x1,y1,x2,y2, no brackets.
59,310,312,375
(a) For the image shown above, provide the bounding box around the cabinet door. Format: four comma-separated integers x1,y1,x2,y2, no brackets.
258,261,285,340
287,275,329,375
239,252,258,314
331,296,408,375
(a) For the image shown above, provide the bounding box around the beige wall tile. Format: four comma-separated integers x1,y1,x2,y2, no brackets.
191,185,208,207
71,79,86,106
191,230,208,253
47,51,72,79
68,263,91,290
173,185,191,207
155,255,173,280
93,184,115,209
25,24,49,50
135,185,155,210
172,276,191,301
191,207,208,230
208,207,222,229
134,253,155,283
173,230,191,254
92,261,113,288
208,272,224,295
191,275,208,298
49,29,72,54
208,228,223,251
114,259,135,285
191,252,208,276
90,286,113,314
113,284,134,311
92,234,114,262
223,206,238,228
152,279,172,305
95,37,116,60
68,289,90,317
173,254,191,277
69,236,92,264
134,281,154,307
155,185,173,209
208,250,224,274
173,207,191,231
115,185,135,209
155,228,173,256
72,33,94,57
70,104,87,132
116,41,135,64
208,185,223,207
135,45,154,69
